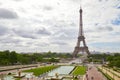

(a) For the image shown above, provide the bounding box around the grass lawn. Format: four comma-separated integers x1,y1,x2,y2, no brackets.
72,66,86,75
23,65,59,76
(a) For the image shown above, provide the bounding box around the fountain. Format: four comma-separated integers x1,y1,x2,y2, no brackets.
13,69,25,78
55,73,59,78
0,73,4,80
45,66,74,80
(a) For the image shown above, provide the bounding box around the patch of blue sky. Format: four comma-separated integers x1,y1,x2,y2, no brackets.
110,32,120,35
117,6,120,9
112,16,120,25
89,42,120,48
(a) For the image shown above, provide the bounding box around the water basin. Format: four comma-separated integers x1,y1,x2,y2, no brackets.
48,66,74,76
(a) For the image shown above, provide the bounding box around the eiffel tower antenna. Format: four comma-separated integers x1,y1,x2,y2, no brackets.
79,0,83,36
73,1,90,58
80,0,82,7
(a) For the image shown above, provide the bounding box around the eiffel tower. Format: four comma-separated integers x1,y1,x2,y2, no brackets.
73,7,90,58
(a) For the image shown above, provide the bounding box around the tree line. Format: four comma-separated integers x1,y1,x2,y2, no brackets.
88,53,120,68
0,50,120,68
0,50,72,66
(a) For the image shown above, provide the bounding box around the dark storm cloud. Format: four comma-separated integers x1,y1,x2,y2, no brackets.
12,27,51,39
117,6,120,9
93,23,114,32
0,38,21,44
35,43,49,47
53,28,77,40
51,41,67,45
111,32,120,36
13,0,23,1
70,22,76,27
0,25,9,35
98,0,102,1
19,33,36,39
69,0,80,3
97,26,113,31
51,33,73,42
37,28,51,35
13,29,36,39
85,24,114,33
0,2,2,5
0,8,18,19
43,6,53,11
98,0,109,2
84,29,94,33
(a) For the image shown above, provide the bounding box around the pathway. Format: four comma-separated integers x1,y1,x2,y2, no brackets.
84,64,106,80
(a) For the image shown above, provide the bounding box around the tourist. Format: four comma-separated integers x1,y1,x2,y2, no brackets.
86,74,88,80
91,76,94,80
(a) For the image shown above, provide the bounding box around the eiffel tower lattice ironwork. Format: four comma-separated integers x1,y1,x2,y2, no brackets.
73,7,90,57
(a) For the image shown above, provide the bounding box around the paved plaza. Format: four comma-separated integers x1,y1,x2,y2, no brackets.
84,64,107,80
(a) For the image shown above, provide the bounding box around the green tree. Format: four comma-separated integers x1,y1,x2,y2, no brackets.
49,58,59,62
9,51,17,64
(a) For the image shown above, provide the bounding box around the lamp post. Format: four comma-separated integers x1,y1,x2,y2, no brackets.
90,57,93,64
106,67,107,75
113,73,114,80
112,66,115,80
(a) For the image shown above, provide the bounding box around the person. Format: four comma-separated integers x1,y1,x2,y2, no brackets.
86,74,88,80
18,69,21,77
91,76,94,80
27,78,29,80
55,73,59,78
1,73,4,80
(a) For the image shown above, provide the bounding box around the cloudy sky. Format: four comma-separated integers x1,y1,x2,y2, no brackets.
0,0,120,53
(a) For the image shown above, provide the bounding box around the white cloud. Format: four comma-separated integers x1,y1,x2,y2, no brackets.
0,0,119,52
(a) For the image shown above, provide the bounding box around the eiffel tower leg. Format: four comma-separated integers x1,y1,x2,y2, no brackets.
86,50,90,55
83,39,90,55
73,50,78,58
83,39,86,46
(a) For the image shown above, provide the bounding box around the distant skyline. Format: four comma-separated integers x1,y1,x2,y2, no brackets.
0,0,120,52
